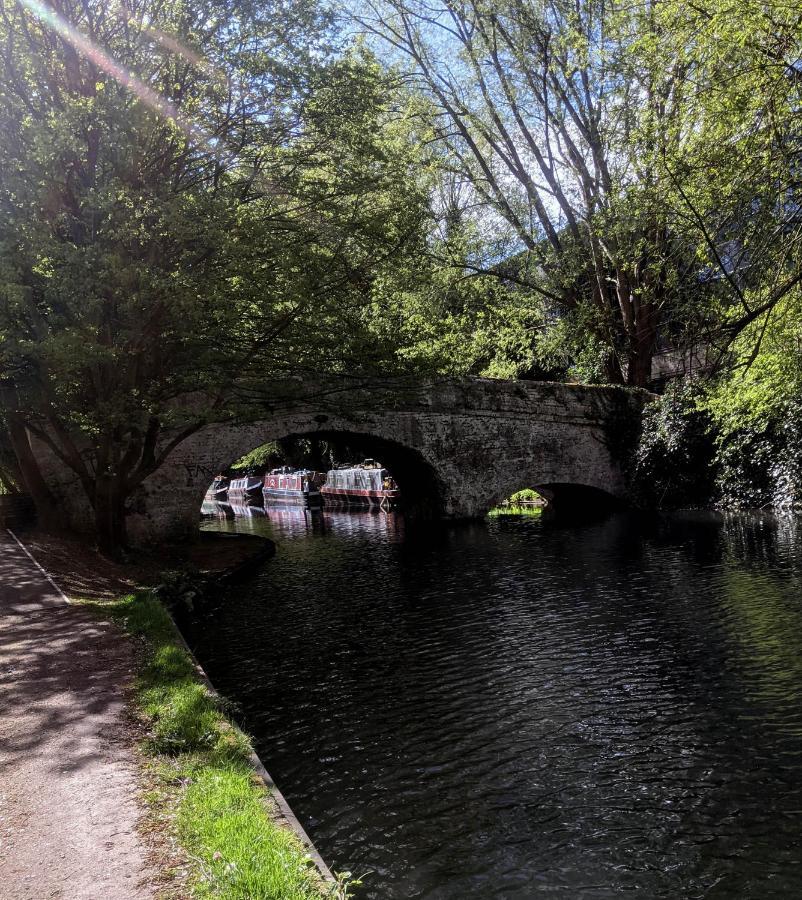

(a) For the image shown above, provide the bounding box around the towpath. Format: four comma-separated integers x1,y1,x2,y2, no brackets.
0,530,157,899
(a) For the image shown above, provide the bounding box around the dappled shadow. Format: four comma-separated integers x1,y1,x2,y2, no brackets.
0,536,155,898
0,547,65,613
0,604,137,772
12,529,148,598
0,540,140,777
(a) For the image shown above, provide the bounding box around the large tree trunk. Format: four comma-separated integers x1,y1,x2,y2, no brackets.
626,302,658,388
3,407,64,531
0,422,23,491
627,341,653,388
93,472,128,558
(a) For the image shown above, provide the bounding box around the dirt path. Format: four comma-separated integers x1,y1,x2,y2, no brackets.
0,531,157,899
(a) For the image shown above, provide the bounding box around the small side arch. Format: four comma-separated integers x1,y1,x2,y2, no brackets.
484,478,625,519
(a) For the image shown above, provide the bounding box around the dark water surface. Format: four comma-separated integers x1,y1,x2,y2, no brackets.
187,507,802,898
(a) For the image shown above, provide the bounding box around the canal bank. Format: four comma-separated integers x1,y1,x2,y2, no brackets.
0,530,341,899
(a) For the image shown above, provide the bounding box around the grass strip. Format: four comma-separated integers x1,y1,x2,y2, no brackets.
486,505,544,518
81,591,354,900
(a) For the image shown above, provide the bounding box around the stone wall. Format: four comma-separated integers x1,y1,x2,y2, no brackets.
0,493,35,529
33,377,649,544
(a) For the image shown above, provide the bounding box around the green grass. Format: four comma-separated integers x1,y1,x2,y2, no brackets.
486,504,544,518
81,592,352,900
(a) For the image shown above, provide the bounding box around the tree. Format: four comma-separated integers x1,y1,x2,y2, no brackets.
648,0,802,369
352,0,707,387
0,0,428,553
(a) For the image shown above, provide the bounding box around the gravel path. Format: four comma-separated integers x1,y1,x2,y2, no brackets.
0,531,157,899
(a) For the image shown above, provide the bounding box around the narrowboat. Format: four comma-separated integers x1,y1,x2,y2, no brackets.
227,474,263,502
321,460,400,507
204,475,229,502
263,467,326,506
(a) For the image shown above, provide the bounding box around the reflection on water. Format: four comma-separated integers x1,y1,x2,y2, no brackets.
202,500,266,520
486,504,544,519
202,501,405,540
186,507,802,899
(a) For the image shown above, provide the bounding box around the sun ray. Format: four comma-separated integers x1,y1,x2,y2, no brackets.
16,0,229,161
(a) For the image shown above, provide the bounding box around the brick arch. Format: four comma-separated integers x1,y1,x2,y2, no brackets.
480,477,624,516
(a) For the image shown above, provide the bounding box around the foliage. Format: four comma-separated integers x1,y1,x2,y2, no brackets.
376,265,551,379
346,0,802,395
487,488,545,517
701,292,802,510
352,0,710,387
770,407,802,513
508,488,543,503
706,397,802,513
633,311,802,511
82,591,358,899
712,426,777,510
649,0,802,363
229,442,283,474
703,295,802,437
632,384,717,509
0,414,21,492
641,0,802,512
486,505,543,519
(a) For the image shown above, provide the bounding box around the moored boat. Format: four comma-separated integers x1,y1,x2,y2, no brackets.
321,459,400,508
263,467,326,506
204,475,230,502
228,474,263,502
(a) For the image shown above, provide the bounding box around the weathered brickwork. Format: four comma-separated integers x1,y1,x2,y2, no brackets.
34,377,648,545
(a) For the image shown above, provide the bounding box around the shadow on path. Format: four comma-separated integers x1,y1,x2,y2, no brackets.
0,535,157,900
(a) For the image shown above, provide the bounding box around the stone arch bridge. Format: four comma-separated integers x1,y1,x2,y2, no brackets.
38,377,648,544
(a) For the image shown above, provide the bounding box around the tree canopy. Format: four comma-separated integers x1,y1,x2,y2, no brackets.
350,0,802,387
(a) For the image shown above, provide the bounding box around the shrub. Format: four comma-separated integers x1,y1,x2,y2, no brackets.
714,397,802,511
632,382,717,508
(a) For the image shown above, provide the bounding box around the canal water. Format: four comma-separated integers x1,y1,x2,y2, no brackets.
187,506,802,898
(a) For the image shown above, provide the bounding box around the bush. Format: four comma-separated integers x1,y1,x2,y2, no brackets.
632,382,717,508
714,397,802,511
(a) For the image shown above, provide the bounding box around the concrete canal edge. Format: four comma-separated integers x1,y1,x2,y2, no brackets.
12,531,337,889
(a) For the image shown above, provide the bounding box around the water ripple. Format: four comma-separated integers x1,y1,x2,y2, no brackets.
189,510,802,898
